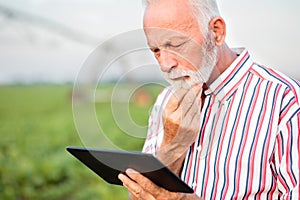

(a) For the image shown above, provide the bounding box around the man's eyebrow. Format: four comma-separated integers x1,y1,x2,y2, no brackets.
147,36,189,47
170,35,190,40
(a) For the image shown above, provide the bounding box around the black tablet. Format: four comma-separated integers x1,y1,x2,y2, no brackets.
66,146,193,193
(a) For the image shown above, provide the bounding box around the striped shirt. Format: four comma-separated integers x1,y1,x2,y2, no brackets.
142,48,300,199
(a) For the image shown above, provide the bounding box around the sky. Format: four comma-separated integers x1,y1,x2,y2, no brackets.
0,0,299,84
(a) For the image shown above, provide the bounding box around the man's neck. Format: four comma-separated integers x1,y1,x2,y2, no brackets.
207,43,238,85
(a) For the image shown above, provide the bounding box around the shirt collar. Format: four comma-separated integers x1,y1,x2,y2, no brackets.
205,48,253,102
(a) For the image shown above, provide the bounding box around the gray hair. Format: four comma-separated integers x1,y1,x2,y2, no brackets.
142,0,220,35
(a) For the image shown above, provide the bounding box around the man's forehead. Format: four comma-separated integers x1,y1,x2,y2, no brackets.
143,0,197,31
143,0,201,46
144,28,190,45
144,28,190,38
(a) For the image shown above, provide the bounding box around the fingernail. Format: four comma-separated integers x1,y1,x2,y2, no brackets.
126,168,137,174
118,173,125,181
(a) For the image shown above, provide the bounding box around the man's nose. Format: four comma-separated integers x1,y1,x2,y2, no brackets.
158,50,178,72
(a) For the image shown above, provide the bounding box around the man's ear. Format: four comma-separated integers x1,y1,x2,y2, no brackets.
209,17,226,46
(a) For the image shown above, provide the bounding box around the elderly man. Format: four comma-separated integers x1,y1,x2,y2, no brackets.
118,0,300,199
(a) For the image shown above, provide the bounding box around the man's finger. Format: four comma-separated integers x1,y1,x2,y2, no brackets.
125,168,163,197
179,84,202,117
165,87,188,113
183,85,203,121
163,84,202,121
118,173,155,200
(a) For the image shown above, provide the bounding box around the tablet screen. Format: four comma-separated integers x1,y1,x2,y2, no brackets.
66,146,193,193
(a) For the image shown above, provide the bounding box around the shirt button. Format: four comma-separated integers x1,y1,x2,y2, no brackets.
196,145,202,152
192,182,197,187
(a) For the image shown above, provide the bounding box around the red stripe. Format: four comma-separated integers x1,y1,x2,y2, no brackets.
268,183,277,199
185,143,195,185
279,97,298,124
199,95,216,147
193,95,216,193
255,83,273,200
286,121,297,187
221,63,254,102
249,67,264,79
147,117,154,140
211,94,236,200
298,113,300,197
201,102,224,196
276,135,283,163
234,75,260,199
268,68,299,102
249,83,283,199
277,171,290,195
214,51,249,93
246,81,272,198
258,84,281,199
223,74,254,197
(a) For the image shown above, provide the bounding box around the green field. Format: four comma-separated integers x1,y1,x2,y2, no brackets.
0,84,162,200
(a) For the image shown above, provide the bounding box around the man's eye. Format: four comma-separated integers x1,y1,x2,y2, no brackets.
166,42,184,48
172,43,183,48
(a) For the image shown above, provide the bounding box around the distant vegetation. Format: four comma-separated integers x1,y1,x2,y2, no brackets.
0,84,162,200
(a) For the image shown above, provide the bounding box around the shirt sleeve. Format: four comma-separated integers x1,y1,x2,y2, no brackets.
272,87,300,199
142,87,173,155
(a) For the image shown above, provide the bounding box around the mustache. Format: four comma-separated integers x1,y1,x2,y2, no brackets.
161,70,205,89
162,69,205,82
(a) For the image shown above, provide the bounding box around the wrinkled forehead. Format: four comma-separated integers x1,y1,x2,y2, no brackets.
144,27,190,46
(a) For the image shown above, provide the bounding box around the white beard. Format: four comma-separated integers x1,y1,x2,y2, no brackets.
161,35,218,90
162,69,204,89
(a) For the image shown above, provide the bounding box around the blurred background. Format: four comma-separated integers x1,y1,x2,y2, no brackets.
0,0,299,199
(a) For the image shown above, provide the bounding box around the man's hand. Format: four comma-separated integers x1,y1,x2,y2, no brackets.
118,168,202,200
157,84,203,173
162,84,203,145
